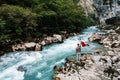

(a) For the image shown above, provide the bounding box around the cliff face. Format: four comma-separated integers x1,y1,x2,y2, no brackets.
78,0,95,16
92,0,120,25
79,0,120,25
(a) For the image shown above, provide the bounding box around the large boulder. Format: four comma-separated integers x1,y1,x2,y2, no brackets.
25,42,36,48
53,34,63,43
46,36,53,44
25,42,36,51
88,33,102,42
41,40,46,46
17,66,26,72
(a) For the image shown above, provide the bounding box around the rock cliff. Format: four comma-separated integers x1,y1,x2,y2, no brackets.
78,0,120,26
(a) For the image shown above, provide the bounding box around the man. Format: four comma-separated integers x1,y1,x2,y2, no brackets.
76,43,81,61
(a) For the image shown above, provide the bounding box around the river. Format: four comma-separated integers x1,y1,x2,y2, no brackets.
0,26,106,80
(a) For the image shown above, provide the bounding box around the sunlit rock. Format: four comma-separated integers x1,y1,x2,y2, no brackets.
107,50,114,56
53,34,63,42
88,33,102,42
25,42,36,48
24,42,36,51
41,40,46,46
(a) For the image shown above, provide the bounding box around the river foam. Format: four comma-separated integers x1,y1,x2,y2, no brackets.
0,52,42,80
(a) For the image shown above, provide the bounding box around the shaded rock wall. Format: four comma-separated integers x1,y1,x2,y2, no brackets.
92,0,120,25
78,0,95,16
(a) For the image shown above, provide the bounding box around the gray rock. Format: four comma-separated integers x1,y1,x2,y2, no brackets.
17,66,26,72
107,51,114,55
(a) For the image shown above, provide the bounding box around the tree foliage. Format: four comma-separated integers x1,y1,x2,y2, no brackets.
0,4,37,41
0,0,94,44
33,0,93,33
0,0,33,7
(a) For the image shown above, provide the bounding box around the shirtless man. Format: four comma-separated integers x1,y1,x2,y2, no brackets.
76,43,81,61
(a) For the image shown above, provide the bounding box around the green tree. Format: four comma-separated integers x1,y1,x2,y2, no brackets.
0,4,37,41
33,0,91,33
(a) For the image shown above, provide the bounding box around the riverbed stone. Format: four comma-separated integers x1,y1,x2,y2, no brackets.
17,66,25,72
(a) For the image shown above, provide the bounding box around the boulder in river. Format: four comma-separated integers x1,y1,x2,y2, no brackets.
17,66,26,72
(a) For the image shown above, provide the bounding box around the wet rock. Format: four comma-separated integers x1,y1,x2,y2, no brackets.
17,66,26,72
88,37,94,42
54,66,61,73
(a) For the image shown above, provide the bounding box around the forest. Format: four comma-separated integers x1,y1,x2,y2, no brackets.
0,0,95,53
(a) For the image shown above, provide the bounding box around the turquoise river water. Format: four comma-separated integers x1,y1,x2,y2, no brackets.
0,26,106,80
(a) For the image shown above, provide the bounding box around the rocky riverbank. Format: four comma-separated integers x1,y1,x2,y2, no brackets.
0,32,79,56
53,26,120,80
